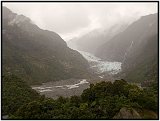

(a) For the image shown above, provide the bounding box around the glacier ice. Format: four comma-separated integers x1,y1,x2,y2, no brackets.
78,50,121,74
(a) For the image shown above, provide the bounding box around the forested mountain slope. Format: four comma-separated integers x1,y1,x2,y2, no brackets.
96,13,157,62
122,34,158,83
2,7,91,85
96,13,158,83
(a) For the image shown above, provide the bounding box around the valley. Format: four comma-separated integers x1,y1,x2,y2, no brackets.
32,50,122,99
2,4,158,120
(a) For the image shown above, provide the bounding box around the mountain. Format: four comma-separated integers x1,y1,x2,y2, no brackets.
96,13,157,61
122,33,158,83
67,23,127,54
96,13,158,83
2,7,91,85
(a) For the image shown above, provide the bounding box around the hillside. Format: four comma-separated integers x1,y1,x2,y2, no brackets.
2,7,91,85
96,13,158,83
122,34,158,83
96,13,157,62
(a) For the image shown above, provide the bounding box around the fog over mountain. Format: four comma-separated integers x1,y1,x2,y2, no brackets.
4,3,157,40
2,6,92,85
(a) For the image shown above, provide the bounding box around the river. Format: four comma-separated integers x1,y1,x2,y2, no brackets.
32,79,90,99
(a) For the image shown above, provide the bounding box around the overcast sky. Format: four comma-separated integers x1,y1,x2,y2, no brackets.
4,2,157,41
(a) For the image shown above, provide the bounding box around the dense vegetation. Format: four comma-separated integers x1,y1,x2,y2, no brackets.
2,75,157,119
2,74,40,116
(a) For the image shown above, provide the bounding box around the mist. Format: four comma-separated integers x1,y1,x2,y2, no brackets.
4,2,157,40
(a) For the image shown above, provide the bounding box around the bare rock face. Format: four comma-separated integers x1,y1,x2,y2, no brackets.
113,107,141,119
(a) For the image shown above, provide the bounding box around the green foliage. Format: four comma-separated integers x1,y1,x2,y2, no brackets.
136,88,158,112
2,74,40,116
8,79,157,119
70,96,82,107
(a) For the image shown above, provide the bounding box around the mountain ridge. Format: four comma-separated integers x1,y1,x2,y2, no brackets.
96,13,157,61
2,6,92,85
95,13,158,83
67,23,128,55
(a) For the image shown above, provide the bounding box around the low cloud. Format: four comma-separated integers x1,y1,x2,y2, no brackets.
4,2,157,41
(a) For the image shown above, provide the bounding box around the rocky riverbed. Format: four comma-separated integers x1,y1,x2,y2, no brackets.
32,79,90,99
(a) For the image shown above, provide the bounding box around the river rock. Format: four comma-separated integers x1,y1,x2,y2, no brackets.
113,107,141,119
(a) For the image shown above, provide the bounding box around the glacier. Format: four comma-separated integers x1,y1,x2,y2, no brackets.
78,50,122,74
